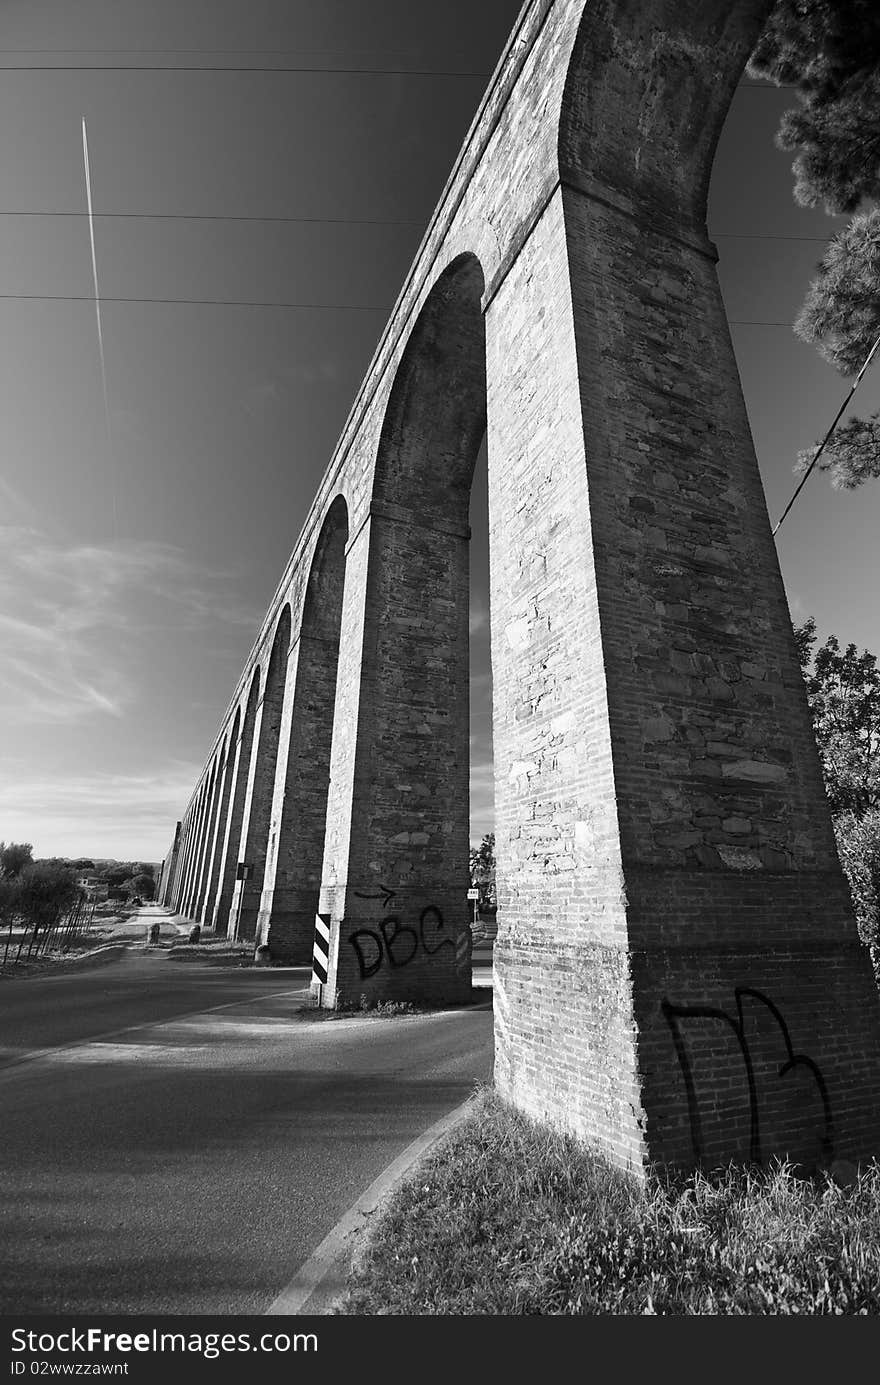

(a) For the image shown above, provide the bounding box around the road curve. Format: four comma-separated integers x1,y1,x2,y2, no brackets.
0,950,493,1315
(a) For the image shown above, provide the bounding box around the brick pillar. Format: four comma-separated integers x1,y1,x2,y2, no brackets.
210,678,258,936
488,181,880,1171
228,610,290,942
168,816,187,910
195,739,227,925
161,823,180,907
175,803,199,916
312,256,485,1008
258,500,348,963
187,763,217,921
314,501,474,1007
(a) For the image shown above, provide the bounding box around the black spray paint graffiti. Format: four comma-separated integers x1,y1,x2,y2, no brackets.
661,988,834,1166
353,884,396,909
350,905,467,979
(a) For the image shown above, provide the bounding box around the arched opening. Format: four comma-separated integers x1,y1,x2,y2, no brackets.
210,667,260,936
194,735,227,924
180,778,208,918
258,496,349,961
202,718,237,928
318,253,488,1006
186,760,217,920
232,605,291,941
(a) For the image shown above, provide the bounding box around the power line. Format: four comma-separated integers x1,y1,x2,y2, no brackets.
772,331,880,535
0,210,425,226
0,64,489,76
713,232,834,243
0,213,833,241
0,292,388,309
0,47,470,56
0,292,805,321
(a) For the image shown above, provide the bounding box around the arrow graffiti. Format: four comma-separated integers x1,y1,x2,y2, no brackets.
353,884,396,909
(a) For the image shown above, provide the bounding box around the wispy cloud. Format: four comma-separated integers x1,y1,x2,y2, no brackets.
0,761,203,859
0,475,41,522
469,740,494,842
0,527,259,726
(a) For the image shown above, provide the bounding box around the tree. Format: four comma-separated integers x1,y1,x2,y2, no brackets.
469,832,496,907
796,408,880,489
833,809,880,977
795,617,880,815
0,842,33,878
795,618,880,981
749,3,880,490
124,873,155,901
749,2,880,215
15,861,80,959
103,864,134,888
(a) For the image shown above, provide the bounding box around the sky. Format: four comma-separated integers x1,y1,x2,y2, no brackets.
0,1,877,863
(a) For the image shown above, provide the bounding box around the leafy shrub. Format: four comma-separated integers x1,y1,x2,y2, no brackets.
834,808,880,977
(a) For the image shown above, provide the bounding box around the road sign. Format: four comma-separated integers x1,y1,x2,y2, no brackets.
467,888,480,901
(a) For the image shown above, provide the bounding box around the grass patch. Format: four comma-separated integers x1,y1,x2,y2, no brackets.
338,1089,880,1315
355,996,430,1017
165,939,252,965
0,937,126,980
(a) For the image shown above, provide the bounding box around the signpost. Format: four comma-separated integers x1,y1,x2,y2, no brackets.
467,886,479,927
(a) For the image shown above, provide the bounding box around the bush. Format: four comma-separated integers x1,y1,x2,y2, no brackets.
17,861,79,923
834,809,880,977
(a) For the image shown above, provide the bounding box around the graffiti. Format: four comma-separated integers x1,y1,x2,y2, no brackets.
662,988,834,1166
350,904,460,979
353,884,396,909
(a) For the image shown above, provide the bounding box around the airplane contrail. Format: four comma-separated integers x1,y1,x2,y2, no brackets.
81,116,118,537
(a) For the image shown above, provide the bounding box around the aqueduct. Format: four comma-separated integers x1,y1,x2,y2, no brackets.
158,0,880,1171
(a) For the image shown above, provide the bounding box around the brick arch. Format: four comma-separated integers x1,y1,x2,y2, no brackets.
372,252,486,519
204,710,240,931
179,777,209,918
256,495,350,961
210,668,261,936
194,732,228,925
184,759,218,919
231,606,292,941
314,252,488,1005
557,0,772,230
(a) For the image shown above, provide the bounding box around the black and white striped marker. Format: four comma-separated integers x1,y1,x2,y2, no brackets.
312,911,331,985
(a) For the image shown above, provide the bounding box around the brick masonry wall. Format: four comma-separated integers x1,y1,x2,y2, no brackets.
487,187,647,1166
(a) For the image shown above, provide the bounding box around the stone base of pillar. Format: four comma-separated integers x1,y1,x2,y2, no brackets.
324,888,474,1010
494,869,880,1173
211,890,233,938
256,890,319,965
230,881,262,943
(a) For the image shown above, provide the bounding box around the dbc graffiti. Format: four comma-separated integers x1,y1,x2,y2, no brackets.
350,905,464,979
662,987,834,1166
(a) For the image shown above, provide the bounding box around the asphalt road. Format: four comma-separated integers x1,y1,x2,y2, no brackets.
0,930,493,1315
